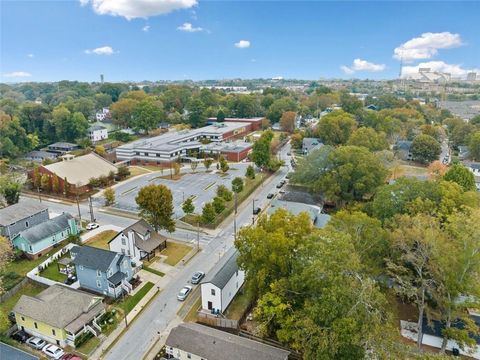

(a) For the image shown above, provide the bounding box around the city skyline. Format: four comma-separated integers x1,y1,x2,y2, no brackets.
1,0,479,82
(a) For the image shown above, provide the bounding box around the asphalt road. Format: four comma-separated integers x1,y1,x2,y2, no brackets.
103,143,292,360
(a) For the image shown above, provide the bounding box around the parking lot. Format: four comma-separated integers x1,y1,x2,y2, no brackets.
111,164,250,218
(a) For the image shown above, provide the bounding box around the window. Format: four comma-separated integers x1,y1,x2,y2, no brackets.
144,152,149,156
52,329,56,336
29,245,33,251
135,152,140,156
121,237,126,245
97,270,101,277
121,249,125,255
96,280,101,288
127,250,130,256
34,322,38,329
108,269,113,277
156,153,160,157
187,354,192,359
211,289,216,296
25,221,29,228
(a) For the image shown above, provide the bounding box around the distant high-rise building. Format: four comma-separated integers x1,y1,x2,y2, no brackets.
100,74,104,83
467,72,477,81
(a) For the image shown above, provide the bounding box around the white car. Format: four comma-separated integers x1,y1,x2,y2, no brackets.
26,336,47,350
86,222,99,230
177,285,192,301
42,344,65,359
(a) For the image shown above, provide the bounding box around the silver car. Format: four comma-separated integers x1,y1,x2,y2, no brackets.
177,285,192,301
26,336,47,350
191,271,205,285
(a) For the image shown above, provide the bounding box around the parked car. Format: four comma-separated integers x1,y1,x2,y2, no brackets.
11,330,29,343
276,183,283,189
61,354,83,360
191,271,205,285
26,336,47,350
177,285,192,301
253,207,261,215
266,193,274,199
86,222,99,230
43,344,65,359
64,275,77,285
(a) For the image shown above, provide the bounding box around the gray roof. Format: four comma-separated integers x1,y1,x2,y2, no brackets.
395,140,412,150
13,284,105,332
108,271,126,285
0,201,48,226
111,219,166,253
88,125,107,131
0,343,39,360
202,248,239,289
71,245,120,272
23,150,57,160
166,323,289,360
48,142,78,149
14,213,73,244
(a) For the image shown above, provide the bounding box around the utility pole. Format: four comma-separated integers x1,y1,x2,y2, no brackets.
234,192,238,241
252,199,256,225
76,193,82,227
37,186,42,202
197,221,200,251
88,196,95,222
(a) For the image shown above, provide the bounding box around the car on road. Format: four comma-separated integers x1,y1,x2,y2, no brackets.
43,344,65,359
267,193,274,199
287,152,291,156
276,183,283,189
86,222,99,230
11,330,29,343
26,336,47,350
253,207,261,215
191,271,205,284
177,285,192,301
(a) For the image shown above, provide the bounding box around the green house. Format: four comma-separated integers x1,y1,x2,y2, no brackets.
12,213,78,259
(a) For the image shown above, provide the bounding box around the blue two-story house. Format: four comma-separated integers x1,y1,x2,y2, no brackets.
71,245,134,298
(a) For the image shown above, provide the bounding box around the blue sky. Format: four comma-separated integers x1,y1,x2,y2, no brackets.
1,0,479,82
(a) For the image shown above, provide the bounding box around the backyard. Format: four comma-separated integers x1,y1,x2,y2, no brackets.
224,288,254,321
161,241,192,266
84,230,118,249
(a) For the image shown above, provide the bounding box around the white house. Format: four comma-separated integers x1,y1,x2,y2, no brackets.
88,125,108,143
95,108,110,121
108,219,166,265
200,248,245,314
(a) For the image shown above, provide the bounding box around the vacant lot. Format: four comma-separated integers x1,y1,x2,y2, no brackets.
85,230,118,249
161,241,192,266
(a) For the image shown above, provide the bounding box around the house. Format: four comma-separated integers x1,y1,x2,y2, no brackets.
458,145,470,160
12,213,79,259
71,245,134,298
0,201,49,241
302,137,323,155
267,199,331,229
200,248,245,314
96,107,110,122
36,153,118,194
108,219,167,264
46,142,79,155
0,342,39,360
23,150,58,163
88,125,109,143
366,104,379,111
165,323,290,360
394,140,413,160
13,284,106,348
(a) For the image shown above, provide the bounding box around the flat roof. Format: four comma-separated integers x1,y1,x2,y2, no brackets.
118,122,250,151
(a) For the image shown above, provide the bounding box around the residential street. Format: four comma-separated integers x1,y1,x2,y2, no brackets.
102,143,291,360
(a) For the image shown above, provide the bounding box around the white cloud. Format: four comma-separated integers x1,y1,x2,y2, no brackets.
84,46,116,55
27,53,34,58
401,61,479,79
142,25,150,32
235,40,250,49
394,32,463,61
177,22,203,32
3,71,32,78
341,58,386,74
80,0,197,20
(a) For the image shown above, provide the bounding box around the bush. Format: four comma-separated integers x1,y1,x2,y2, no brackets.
213,197,225,214
74,331,93,348
111,132,133,142
216,185,233,201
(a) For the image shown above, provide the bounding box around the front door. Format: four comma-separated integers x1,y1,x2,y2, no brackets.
208,301,213,310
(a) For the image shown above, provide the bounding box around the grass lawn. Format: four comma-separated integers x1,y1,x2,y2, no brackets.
0,282,46,333
143,266,165,277
85,230,118,249
184,297,201,322
121,281,155,314
224,288,253,321
77,336,100,355
128,166,151,177
39,261,68,283
161,241,192,266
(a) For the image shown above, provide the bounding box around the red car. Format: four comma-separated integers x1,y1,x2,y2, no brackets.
61,354,83,360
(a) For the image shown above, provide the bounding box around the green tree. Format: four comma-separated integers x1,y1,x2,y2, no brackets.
104,187,115,206
132,99,164,133
212,196,225,214
410,134,441,164
279,111,296,133
203,157,213,172
443,164,476,191
347,127,389,151
182,197,195,215
111,98,137,128
251,131,273,169
52,175,60,194
245,165,255,179
201,202,216,224
40,173,50,192
219,156,229,173
468,131,480,161
187,98,206,128
216,185,233,201
316,110,357,145
117,166,131,179
190,160,198,173
0,176,21,205
135,184,175,232
266,97,297,123
340,91,363,114
231,177,244,193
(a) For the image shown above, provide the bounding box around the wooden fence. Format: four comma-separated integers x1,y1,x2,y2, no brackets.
197,312,239,329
